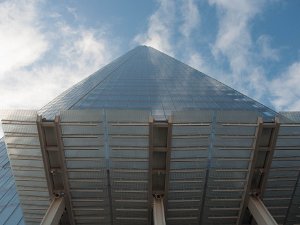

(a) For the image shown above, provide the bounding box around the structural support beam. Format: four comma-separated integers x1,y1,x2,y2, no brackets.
237,117,280,225
148,117,172,224
37,116,75,225
37,117,54,197
153,197,166,225
248,197,278,225
236,118,264,225
41,197,65,225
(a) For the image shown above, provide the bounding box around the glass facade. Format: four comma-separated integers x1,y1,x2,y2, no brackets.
39,46,277,119
280,111,300,122
0,138,25,225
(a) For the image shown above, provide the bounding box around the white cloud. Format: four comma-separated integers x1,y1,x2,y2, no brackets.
257,35,280,61
66,6,79,21
0,0,49,74
200,0,300,113
186,51,218,78
134,0,203,71
270,62,300,111
179,0,200,38
0,5,117,109
0,28,117,110
57,23,114,72
187,52,205,71
134,0,176,55
134,0,299,114
208,0,273,101
1,0,298,139
209,0,263,73
0,0,119,137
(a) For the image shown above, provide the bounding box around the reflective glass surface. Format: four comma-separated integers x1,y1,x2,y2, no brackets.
280,111,300,122
39,46,276,119
0,138,25,225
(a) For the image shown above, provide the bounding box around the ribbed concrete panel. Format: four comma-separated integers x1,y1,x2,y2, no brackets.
3,108,300,225
216,110,259,123
201,111,258,225
60,110,109,225
171,111,213,123
107,110,150,225
165,111,212,225
2,110,50,225
264,122,300,225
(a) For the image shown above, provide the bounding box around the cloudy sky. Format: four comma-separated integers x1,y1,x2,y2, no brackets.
0,0,299,115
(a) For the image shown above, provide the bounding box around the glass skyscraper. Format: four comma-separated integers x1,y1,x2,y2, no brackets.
1,46,299,225
39,46,277,119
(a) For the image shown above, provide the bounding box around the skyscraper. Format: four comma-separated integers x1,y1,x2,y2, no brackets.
39,46,277,119
0,137,24,225
1,46,300,225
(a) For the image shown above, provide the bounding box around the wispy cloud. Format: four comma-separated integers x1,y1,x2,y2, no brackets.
0,0,120,137
135,0,299,112
179,0,200,38
209,0,262,74
207,0,274,101
257,35,280,61
0,0,49,74
0,1,119,109
207,0,300,112
0,28,115,109
177,0,211,75
184,49,214,76
134,0,176,55
66,6,79,21
1,0,299,137
134,0,203,64
270,61,300,110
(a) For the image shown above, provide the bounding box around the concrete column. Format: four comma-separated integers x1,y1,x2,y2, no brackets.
248,196,278,225
153,197,166,225
41,197,65,225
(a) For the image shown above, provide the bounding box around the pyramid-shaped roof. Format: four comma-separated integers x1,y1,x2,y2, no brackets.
39,45,276,119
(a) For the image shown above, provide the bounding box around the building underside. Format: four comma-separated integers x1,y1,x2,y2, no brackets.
1,46,300,225
2,109,300,225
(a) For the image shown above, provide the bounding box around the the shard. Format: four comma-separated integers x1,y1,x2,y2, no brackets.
1,46,300,225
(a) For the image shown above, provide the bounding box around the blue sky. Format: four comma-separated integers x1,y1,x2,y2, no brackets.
0,0,299,115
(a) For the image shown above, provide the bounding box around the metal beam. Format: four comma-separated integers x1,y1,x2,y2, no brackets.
148,117,172,224
37,116,76,225
248,196,278,225
41,197,65,225
37,116,54,197
237,117,280,225
283,169,300,225
153,197,166,225
259,118,280,196
236,118,264,225
54,116,76,225
163,116,172,212
148,116,154,225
